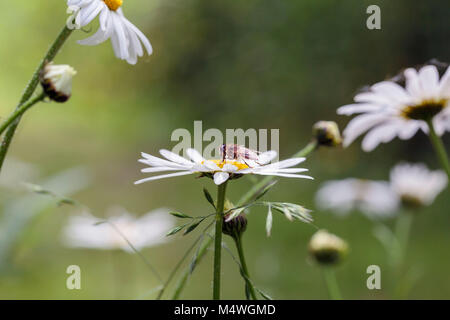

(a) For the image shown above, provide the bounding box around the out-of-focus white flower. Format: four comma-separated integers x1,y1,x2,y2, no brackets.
0,158,39,191
68,0,152,64
62,207,175,252
338,64,450,151
40,63,77,102
316,178,399,219
135,148,313,186
308,229,349,266
390,163,448,208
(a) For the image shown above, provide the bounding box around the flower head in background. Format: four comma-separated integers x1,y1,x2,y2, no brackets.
390,163,448,209
62,207,175,251
338,64,450,151
0,158,40,192
135,148,313,186
40,63,77,102
312,121,342,147
315,178,399,219
308,230,348,266
68,0,152,64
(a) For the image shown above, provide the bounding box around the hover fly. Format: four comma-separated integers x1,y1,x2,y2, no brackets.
219,144,276,167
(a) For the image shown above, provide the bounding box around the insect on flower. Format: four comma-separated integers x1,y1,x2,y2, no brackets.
219,144,276,167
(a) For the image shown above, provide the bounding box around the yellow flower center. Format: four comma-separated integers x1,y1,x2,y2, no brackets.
205,160,249,171
104,0,123,11
401,99,447,120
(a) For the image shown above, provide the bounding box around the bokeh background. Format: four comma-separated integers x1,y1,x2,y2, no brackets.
0,0,449,299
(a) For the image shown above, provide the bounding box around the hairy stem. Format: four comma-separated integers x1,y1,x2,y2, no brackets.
0,25,73,174
0,92,46,136
234,235,257,300
426,119,450,178
213,181,228,300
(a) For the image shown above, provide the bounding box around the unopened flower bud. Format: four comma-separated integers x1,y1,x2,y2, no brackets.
313,121,342,147
222,214,247,239
222,200,247,238
40,62,76,103
308,230,348,266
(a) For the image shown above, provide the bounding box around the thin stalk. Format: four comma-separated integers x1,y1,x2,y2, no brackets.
234,235,257,300
426,119,450,178
171,236,211,300
0,25,73,174
323,268,342,300
392,213,413,299
0,92,46,136
213,181,228,300
169,140,318,298
157,229,208,300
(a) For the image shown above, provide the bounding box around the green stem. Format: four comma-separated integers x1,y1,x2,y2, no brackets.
168,140,318,299
0,25,73,174
238,140,318,206
213,181,228,300
426,119,450,178
234,235,257,300
0,92,46,136
323,268,342,300
392,213,413,299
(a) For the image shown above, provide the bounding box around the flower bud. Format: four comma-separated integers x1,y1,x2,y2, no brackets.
222,214,247,239
40,62,77,103
308,230,348,266
312,121,342,147
222,200,247,238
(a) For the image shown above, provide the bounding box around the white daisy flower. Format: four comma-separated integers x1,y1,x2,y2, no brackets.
316,178,399,219
338,64,450,151
390,162,448,208
135,148,313,186
62,207,175,252
68,0,152,64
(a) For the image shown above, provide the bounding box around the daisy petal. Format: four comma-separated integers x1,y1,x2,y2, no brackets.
213,172,230,185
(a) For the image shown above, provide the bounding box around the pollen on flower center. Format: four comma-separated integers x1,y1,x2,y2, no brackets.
104,0,123,11
207,160,250,171
401,99,447,120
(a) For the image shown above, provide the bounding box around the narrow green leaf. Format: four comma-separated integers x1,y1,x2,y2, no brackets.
183,219,205,236
170,211,192,219
203,188,216,209
166,224,188,236
57,198,77,206
256,288,273,300
254,180,278,201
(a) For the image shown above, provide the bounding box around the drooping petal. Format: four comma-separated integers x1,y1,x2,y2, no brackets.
361,121,401,152
342,113,389,147
213,172,230,185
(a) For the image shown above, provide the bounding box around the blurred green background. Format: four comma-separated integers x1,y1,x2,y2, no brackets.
0,0,449,299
